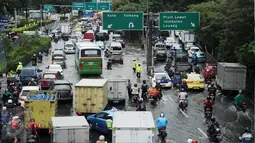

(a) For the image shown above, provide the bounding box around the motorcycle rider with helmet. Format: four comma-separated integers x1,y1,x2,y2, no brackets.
207,117,220,137
234,90,247,108
180,80,188,91
155,80,162,100
141,80,148,100
38,52,43,63
26,118,40,141
156,112,168,135
136,98,146,111
208,83,217,94
239,127,253,143
107,59,112,70
204,96,214,117
131,84,139,103
31,54,37,66
178,88,188,108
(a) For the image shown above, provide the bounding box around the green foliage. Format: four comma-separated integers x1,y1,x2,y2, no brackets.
0,60,7,73
188,0,254,67
3,34,51,71
11,23,38,33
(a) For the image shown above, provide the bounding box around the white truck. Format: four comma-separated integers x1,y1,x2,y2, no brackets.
180,31,195,43
216,62,247,94
112,111,156,143
51,116,89,143
104,75,127,103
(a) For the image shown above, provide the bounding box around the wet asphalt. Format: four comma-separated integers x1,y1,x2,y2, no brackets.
1,23,253,143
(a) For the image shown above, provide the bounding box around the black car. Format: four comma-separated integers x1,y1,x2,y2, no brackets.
175,48,188,62
174,62,192,74
95,32,109,41
61,33,70,41
50,80,73,101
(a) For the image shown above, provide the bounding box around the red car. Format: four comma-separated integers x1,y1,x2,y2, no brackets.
40,72,62,89
202,62,217,79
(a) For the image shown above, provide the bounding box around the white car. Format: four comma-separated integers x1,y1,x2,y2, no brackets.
184,43,195,51
152,71,172,88
47,64,63,75
172,43,181,49
96,41,105,50
188,46,201,58
112,34,123,43
64,41,75,54
19,86,40,106
165,37,176,49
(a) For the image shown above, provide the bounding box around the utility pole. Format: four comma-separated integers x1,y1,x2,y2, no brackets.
146,12,153,75
40,0,44,28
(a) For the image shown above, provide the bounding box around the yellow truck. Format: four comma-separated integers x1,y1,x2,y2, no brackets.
75,79,108,115
24,90,57,129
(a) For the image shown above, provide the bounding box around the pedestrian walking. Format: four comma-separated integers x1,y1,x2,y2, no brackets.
136,64,142,79
132,59,137,73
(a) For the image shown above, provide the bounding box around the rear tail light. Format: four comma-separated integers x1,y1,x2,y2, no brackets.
69,90,73,95
217,133,221,136
77,112,82,115
100,63,102,69
243,102,246,105
187,81,193,83
200,81,204,83
122,42,126,45
19,98,25,101
79,64,83,70
120,58,123,61
112,58,114,60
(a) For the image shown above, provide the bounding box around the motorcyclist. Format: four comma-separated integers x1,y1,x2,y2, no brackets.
31,54,37,65
28,78,37,86
180,80,188,91
148,87,160,102
187,139,198,143
5,99,14,109
131,84,139,102
96,135,105,143
2,89,12,104
16,62,23,76
11,116,19,133
155,80,162,100
107,59,112,70
208,83,217,94
141,80,148,100
136,98,146,111
208,117,220,136
104,49,111,57
26,118,40,137
234,90,247,108
178,88,188,105
132,59,137,73
38,52,43,63
239,127,253,143
204,96,214,116
194,65,200,74
156,112,168,135
1,106,9,125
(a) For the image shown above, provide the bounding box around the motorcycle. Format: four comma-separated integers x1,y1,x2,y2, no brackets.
236,102,247,112
141,92,148,101
207,128,222,142
132,94,139,104
104,51,112,58
209,92,216,101
179,99,188,110
107,61,112,70
32,60,37,66
204,108,212,124
158,128,167,143
205,78,212,85
27,135,38,143
38,56,42,63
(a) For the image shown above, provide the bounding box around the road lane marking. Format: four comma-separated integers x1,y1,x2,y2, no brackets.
169,96,174,101
179,109,189,118
197,128,208,138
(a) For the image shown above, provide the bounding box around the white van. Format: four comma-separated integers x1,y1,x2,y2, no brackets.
64,41,75,54
112,111,156,143
104,75,127,103
109,42,123,54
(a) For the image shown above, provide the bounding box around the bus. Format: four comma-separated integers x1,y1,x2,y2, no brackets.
74,41,103,75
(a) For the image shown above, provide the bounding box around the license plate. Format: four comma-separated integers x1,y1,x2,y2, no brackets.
113,100,119,103
194,87,199,89
162,85,166,87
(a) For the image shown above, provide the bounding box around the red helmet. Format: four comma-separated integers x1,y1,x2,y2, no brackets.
192,140,198,143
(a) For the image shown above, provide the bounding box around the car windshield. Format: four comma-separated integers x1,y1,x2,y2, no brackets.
81,49,101,57
43,74,56,79
65,44,73,47
22,90,30,96
54,59,64,62
188,75,202,80
191,48,199,52
176,66,190,71
49,66,61,70
54,84,71,90
155,74,168,80
21,69,34,75
112,46,121,50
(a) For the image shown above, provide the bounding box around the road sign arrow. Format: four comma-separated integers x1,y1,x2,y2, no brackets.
102,8,105,10
128,22,134,28
90,8,92,10
108,24,112,28
191,22,195,27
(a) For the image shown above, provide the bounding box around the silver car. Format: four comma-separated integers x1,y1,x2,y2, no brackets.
96,41,105,50
64,41,75,54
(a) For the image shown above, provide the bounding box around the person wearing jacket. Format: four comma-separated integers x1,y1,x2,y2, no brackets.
127,79,132,99
26,118,40,136
156,112,168,135
132,59,137,73
16,62,23,76
239,127,253,143
234,90,247,107
136,64,142,78
1,106,9,125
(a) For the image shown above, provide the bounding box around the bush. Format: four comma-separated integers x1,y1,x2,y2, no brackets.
11,23,39,33
4,34,51,71
0,60,7,73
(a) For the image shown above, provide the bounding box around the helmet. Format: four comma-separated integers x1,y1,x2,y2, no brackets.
157,80,161,84
187,139,193,143
160,112,164,117
211,117,215,122
142,80,146,84
139,98,143,102
207,96,211,100
192,140,198,143
108,114,112,117
8,99,12,103
239,90,243,94
31,78,34,81
245,127,250,132
39,52,41,54
19,62,22,65
2,106,7,111
12,116,19,120
30,118,35,122
134,84,137,87
133,58,136,61
33,54,36,56
180,88,185,92
99,135,105,141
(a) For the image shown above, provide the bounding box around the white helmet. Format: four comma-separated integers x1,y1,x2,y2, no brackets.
99,135,105,141
2,106,6,111
12,116,19,120
39,52,41,54
133,58,136,61
139,98,143,102
8,99,12,103
187,139,193,143
160,112,164,117
19,62,22,65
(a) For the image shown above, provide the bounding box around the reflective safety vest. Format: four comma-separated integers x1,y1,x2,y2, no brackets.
106,119,113,129
16,65,23,71
136,66,142,73
132,61,137,68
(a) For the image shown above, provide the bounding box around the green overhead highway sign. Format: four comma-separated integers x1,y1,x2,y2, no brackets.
44,4,54,12
103,12,143,30
159,12,200,30
72,2,85,10
98,2,110,10
85,2,97,10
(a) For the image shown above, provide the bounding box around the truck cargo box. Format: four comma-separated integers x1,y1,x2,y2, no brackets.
75,79,108,114
216,62,247,91
51,116,89,143
112,111,156,143
24,91,57,129
104,75,127,103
